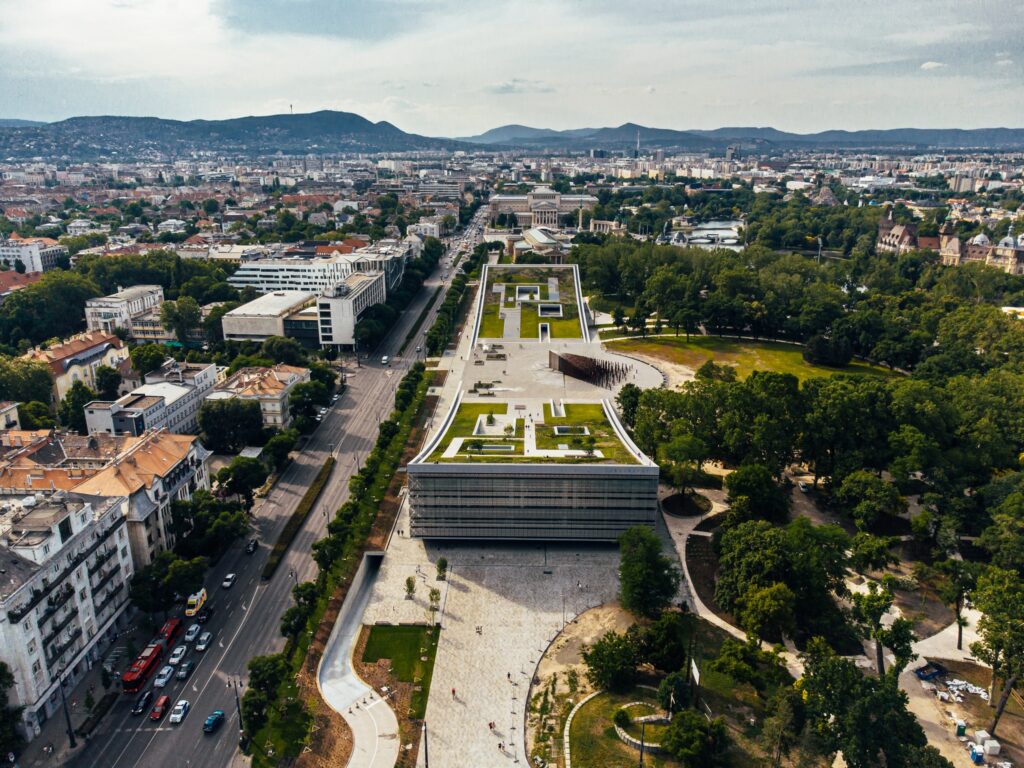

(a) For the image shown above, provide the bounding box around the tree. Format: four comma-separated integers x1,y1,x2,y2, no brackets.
849,533,898,574
662,709,729,768
17,400,54,429
0,661,24,757
849,581,895,675
428,587,441,624
263,429,299,471
724,464,788,523
581,631,638,692
130,343,166,375
760,692,797,768
436,557,448,581
94,364,121,399
289,380,328,423
612,305,626,331
971,567,1024,736
738,582,797,639
160,296,201,344
618,525,680,618
834,471,906,531
878,617,917,674
936,559,982,651
280,604,311,639
198,398,264,453
404,575,416,599
218,456,267,506
0,357,54,404
260,336,307,366
58,380,97,433
657,670,690,714
616,383,641,428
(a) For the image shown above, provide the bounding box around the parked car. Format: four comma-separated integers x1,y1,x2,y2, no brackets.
176,660,196,680
381,355,390,366
169,699,190,724
196,606,214,624
203,710,226,733
222,573,237,589
153,666,175,688
195,631,214,652
131,690,153,716
184,623,201,643
168,645,188,665
245,538,259,554
150,695,171,721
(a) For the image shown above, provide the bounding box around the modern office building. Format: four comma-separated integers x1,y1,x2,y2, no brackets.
0,493,134,742
221,291,317,343
407,394,659,540
317,272,387,348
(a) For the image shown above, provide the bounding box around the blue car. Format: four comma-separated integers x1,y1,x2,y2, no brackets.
203,709,226,733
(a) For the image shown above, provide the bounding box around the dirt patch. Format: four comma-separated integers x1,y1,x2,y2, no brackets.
931,660,1024,766
430,369,448,387
349,626,425,767
882,559,955,640
685,535,739,629
618,349,695,389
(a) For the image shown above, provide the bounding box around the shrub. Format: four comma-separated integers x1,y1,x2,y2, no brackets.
613,708,631,729
261,457,335,579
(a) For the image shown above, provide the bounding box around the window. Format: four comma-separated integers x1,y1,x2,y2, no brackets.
31,660,41,674
28,640,36,655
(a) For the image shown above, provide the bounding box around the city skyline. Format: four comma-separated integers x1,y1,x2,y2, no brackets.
0,0,1021,135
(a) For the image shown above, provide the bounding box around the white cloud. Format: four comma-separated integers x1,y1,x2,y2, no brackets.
920,61,946,70
485,79,555,95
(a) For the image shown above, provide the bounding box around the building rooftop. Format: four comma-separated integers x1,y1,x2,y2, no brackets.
224,291,316,318
215,364,308,398
72,431,203,498
134,381,190,407
89,284,162,302
22,331,124,376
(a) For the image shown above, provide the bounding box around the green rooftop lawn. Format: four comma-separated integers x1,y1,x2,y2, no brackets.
478,302,505,338
537,402,636,463
428,402,509,459
608,336,897,382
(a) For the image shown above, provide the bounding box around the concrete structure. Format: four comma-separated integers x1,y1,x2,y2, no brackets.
227,257,354,294
22,332,129,402
0,401,20,430
0,493,133,742
317,272,387,348
84,394,166,436
488,185,597,228
207,364,311,429
0,234,67,273
84,285,165,335
73,431,211,567
221,291,317,343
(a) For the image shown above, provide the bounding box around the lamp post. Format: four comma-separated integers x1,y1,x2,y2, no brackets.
638,720,646,767
228,678,245,745
421,720,429,768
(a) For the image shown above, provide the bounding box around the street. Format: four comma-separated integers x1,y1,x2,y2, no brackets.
63,212,486,768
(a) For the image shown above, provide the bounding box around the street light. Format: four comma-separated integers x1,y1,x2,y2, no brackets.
57,669,77,749
228,678,246,745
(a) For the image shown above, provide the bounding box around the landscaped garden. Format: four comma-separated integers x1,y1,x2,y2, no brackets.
362,624,441,719
569,686,681,768
607,336,895,381
478,264,584,340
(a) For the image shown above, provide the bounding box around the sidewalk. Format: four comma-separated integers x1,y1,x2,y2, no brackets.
16,616,147,768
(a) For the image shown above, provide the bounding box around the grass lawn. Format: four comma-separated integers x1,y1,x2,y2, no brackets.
570,687,681,768
520,303,540,339
538,402,636,463
478,302,505,338
362,624,441,719
608,336,896,382
428,402,509,460
250,678,314,767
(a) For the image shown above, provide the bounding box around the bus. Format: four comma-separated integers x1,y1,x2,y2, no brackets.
156,617,183,646
185,588,207,617
121,643,164,693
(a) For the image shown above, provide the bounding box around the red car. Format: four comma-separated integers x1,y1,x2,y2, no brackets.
150,695,171,721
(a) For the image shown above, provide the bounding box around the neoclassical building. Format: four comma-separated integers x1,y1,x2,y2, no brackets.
940,222,1024,274
488,185,598,228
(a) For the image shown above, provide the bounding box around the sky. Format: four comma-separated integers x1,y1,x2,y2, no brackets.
0,0,1021,136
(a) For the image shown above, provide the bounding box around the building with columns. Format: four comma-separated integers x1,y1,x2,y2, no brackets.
488,185,597,229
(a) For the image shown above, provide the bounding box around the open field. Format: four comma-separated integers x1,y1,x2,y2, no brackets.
608,336,896,382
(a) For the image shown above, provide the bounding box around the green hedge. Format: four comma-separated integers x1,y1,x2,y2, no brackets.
261,456,336,580
76,692,118,737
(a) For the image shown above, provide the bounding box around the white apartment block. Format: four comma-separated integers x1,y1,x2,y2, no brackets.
0,494,134,742
227,256,355,294
317,272,387,347
0,236,68,273
85,285,165,335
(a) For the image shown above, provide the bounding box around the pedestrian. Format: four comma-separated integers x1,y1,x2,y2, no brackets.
507,672,511,681
451,687,456,699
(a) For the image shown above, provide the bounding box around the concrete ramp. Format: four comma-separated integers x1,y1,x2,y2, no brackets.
317,552,400,768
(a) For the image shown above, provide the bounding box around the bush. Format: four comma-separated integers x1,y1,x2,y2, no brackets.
261,457,335,579
613,708,631,728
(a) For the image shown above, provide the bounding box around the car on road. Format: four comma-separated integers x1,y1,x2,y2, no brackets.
798,481,810,493
168,645,188,665
153,665,175,688
196,606,214,624
184,623,201,643
131,690,153,716
415,345,421,354
381,355,389,366
195,631,214,652
169,699,190,724
176,660,196,680
203,710,226,733
245,537,259,554
222,573,237,589
150,695,171,721
330,394,339,403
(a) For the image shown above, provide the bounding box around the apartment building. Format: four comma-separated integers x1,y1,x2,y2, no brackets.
207,364,311,428
22,332,130,402
84,285,165,335
317,272,386,347
0,234,68,273
0,493,133,742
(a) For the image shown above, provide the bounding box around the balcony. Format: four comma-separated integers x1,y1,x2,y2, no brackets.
47,627,82,663
94,584,124,616
92,564,120,593
42,611,76,648
48,584,75,613
87,548,116,576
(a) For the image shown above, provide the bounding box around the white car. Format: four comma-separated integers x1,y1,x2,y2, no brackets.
195,632,213,652
168,645,188,666
184,623,201,643
153,665,175,688
222,573,237,589
169,699,190,724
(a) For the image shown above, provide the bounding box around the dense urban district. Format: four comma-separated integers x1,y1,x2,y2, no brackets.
0,124,1023,768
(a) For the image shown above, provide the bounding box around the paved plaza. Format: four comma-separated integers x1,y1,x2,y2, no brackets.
361,499,621,767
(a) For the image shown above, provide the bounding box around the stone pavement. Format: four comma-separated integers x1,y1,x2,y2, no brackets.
361,499,621,767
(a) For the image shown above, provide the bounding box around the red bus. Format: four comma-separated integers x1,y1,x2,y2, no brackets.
121,643,164,693
157,618,183,647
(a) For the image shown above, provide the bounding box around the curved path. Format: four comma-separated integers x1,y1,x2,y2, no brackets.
316,553,400,768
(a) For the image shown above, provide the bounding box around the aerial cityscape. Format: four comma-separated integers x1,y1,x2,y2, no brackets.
0,2,1023,768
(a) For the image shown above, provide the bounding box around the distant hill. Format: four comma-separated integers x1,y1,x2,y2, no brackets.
0,119,45,128
456,123,1024,150
0,110,464,159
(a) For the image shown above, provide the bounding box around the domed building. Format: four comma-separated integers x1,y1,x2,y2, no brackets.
941,222,1024,274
